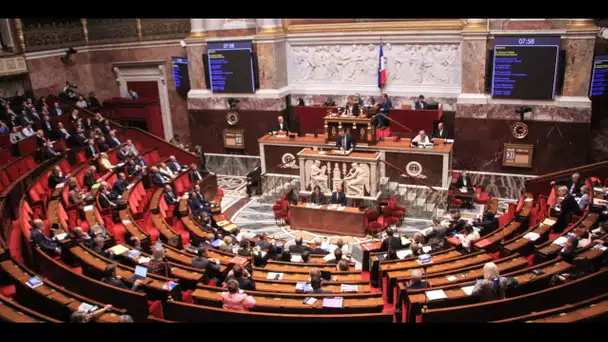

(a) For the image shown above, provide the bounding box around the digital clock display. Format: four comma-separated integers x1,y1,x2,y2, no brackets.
491,36,560,100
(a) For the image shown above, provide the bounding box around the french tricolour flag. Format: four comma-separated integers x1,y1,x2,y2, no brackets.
378,44,386,88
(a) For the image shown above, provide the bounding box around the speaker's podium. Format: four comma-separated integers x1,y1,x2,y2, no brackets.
104,97,164,138
324,115,376,146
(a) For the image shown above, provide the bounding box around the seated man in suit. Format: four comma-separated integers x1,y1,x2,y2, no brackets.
134,154,147,169
225,264,255,291
474,211,499,237
73,127,88,147
336,128,356,154
125,159,142,177
49,102,63,117
553,186,583,233
188,190,206,217
167,155,182,173
326,248,343,264
310,276,331,294
192,247,221,284
246,161,261,198
407,269,429,289
41,114,54,138
96,136,110,153
274,115,289,134
116,145,130,161
188,163,204,184
310,237,329,255
99,186,118,209
455,170,473,189
48,166,66,189
83,166,97,191
254,233,273,250
92,236,114,260
310,185,326,205
412,130,431,144
432,122,448,140
578,185,591,209
164,184,180,205
30,219,61,257
413,95,427,110
100,264,143,291
330,183,348,206
111,172,128,196
55,122,71,141
42,141,61,160
106,130,121,148
289,236,311,254
149,166,166,187
381,227,403,258
36,130,47,147
568,172,585,197
85,139,98,159
72,227,94,248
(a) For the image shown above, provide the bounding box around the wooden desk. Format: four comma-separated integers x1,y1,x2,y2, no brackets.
324,115,376,145
0,294,61,322
254,279,371,294
252,268,362,283
502,220,554,255
258,133,453,188
536,212,599,259
289,203,366,237
473,200,534,251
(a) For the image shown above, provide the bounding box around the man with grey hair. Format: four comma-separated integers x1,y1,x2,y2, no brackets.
554,185,583,233
274,115,289,133
407,269,428,290
30,219,61,256
310,237,329,255
578,185,590,209
569,172,584,197
72,226,93,248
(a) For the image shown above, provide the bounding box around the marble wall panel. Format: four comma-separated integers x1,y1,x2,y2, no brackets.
186,44,206,90
457,103,592,123
206,153,260,176
562,39,595,97
461,40,487,94
188,97,286,111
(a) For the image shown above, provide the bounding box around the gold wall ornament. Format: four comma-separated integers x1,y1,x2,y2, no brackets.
185,30,209,41
331,127,336,136
226,111,239,126
81,18,88,44
285,19,464,34
360,127,365,140
14,19,25,52
567,19,597,31
463,19,487,31
136,18,142,41
257,25,286,36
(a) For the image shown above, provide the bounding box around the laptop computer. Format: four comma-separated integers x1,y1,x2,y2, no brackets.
130,265,148,282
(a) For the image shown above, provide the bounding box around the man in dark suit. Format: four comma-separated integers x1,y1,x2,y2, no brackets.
83,166,97,191
117,146,130,161
48,166,66,189
100,264,143,291
188,163,203,184
246,161,261,198
310,238,329,255
85,139,98,159
310,185,326,205
255,233,273,250
330,184,348,206
72,227,94,249
474,211,499,237
106,130,121,149
55,122,71,141
326,249,343,264
92,236,113,259
554,186,583,233
99,186,117,209
310,276,331,294
112,172,128,196
73,127,87,147
336,128,356,153
149,167,166,187
432,122,448,139
448,212,467,234
30,219,61,257
135,155,147,168
568,173,585,197
192,247,221,284
455,170,473,189
407,269,429,290
42,141,60,160
36,130,47,147
225,264,255,291
381,227,403,257
49,102,63,117
381,94,392,113
274,115,289,133
41,114,54,138
188,190,205,217
413,95,427,110
164,185,180,205
289,236,311,254
167,155,182,173
97,137,110,153
101,120,112,135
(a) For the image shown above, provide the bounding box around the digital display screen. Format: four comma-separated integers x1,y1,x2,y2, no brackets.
491,36,560,100
171,57,190,93
207,41,255,94
590,55,608,97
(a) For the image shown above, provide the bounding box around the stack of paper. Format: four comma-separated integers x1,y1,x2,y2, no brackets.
323,252,336,262
578,238,591,249
77,302,98,312
295,282,313,292
523,232,541,241
421,246,432,254
83,205,94,212
341,284,358,293
127,250,141,259
108,244,130,255
55,233,68,241
552,236,569,247
593,244,607,251
396,249,413,259
138,257,151,264
216,220,229,227
55,183,65,189
542,218,556,226
26,276,43,289
322,297,344,308
446,275,458,282
337,206,346,211
291,254,302,262
425,289,448,301
400,236,412,246
303,297,318,305
461,285,475,296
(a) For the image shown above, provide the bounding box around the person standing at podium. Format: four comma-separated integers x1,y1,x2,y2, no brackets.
274,116,289,134
310,185,326,205
336,128,356,154
330,184,348,206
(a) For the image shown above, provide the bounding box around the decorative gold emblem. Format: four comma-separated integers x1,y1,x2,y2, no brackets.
360,127,365,140
226,112,239,126
511,122,529,139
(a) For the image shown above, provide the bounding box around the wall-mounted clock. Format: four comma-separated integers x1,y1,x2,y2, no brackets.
511,121,529,139
226,111,239,126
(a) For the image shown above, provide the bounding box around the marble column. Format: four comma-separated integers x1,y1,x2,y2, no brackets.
254,19,288,91
562,19,598,97
458,19,489,102
185,19,208,91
